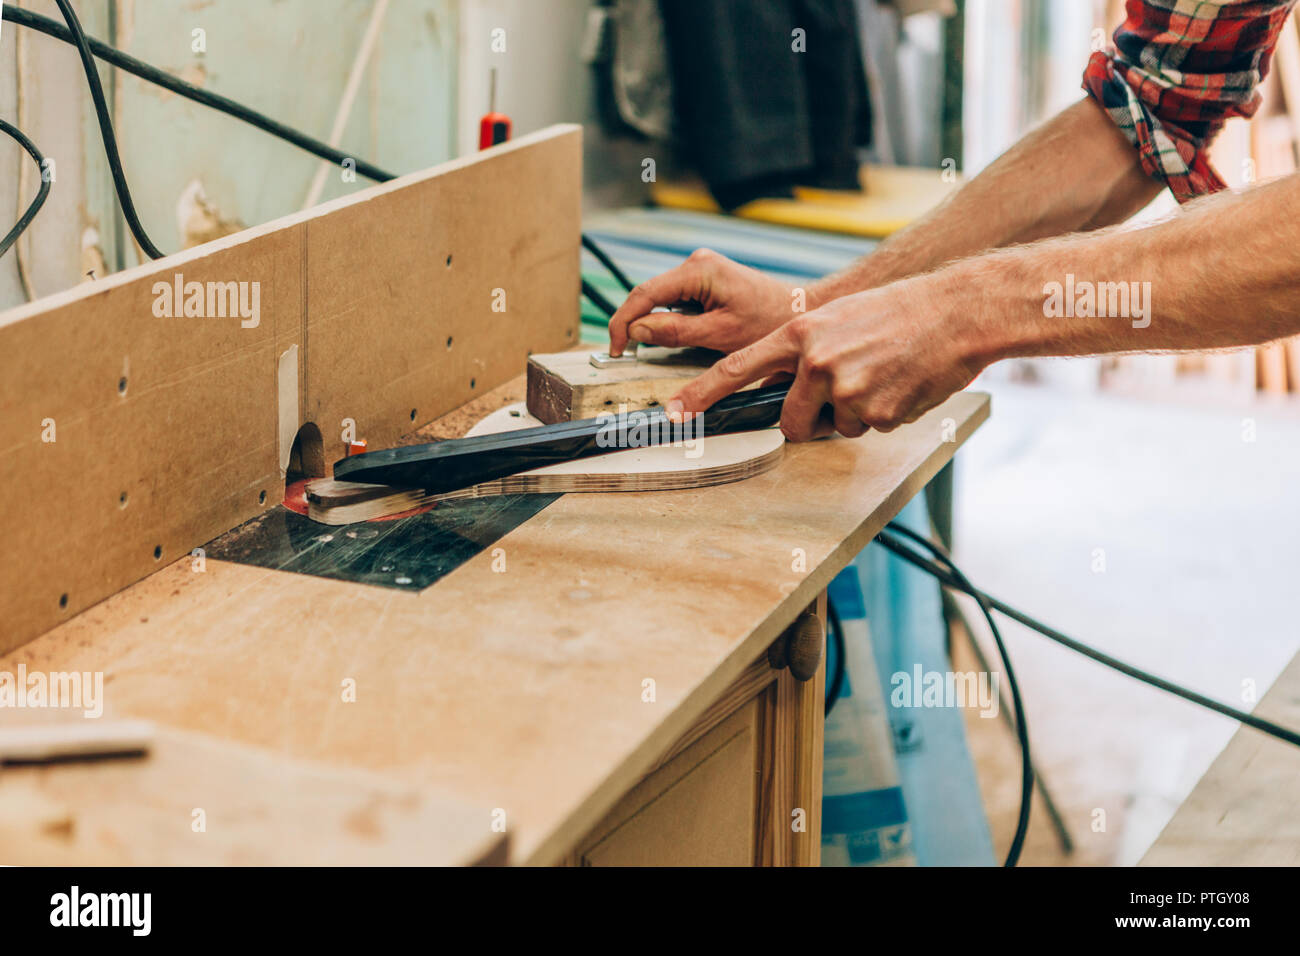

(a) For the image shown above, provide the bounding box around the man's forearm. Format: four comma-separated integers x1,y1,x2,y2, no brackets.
944,172,1300,365
810,99,1162,304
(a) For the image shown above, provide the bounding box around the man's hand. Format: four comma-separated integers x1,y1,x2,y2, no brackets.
670,274,988,441
608,248,811,357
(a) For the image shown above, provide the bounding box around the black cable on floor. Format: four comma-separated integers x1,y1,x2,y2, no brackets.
824,592,846,717
0,119,51,260
878,522,1033,868
876,529,1300,750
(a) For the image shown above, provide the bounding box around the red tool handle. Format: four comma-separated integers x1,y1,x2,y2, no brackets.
479,113,512,150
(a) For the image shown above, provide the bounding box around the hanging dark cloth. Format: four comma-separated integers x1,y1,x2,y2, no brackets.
658,0,872,209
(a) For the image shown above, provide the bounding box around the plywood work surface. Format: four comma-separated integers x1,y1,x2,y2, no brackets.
1,388,988,865
0,724,505,866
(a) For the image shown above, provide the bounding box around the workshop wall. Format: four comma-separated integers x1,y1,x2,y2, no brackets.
0,0,114,306
0,0,458,303
1,0,636,315
458,0,653,212
109,0,459,266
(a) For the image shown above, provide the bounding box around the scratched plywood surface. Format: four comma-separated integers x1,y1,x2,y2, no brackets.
0,126,581,651
0,725,505,866
0,390,987,864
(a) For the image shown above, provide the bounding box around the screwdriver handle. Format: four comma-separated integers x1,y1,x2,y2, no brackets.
479,68,512,149
479,112,512,149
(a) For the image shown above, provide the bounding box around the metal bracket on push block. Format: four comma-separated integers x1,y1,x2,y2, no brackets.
590,344,639,368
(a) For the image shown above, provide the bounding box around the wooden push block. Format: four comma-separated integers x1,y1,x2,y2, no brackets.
526,346,720,424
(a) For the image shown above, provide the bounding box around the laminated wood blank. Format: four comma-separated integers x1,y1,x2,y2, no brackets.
527,346,719,424
307,402,785,524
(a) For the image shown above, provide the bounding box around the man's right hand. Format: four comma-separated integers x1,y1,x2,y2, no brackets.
607,248,811,356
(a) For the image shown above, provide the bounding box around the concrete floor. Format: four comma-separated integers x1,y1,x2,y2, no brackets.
949,373,1300,865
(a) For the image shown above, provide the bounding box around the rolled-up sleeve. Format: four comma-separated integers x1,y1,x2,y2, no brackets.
1083,0,1297,202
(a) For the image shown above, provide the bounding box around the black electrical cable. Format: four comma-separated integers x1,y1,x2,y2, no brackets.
875,529,1300,750
824,593,846,717
0,118,51,260
878,522,1033,867
2,4,395,183
582,278,618,318
53,0,163,259
582,233,635,293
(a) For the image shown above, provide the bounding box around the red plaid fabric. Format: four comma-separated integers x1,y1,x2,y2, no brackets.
1083,0,1297,201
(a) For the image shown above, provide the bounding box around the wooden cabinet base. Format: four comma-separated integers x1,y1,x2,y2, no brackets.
562,599,825,867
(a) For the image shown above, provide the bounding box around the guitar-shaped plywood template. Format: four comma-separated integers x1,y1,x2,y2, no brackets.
306,382,789,524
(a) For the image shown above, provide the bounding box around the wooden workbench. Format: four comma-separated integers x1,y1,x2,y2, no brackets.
0,385,989,866
0,124,990,865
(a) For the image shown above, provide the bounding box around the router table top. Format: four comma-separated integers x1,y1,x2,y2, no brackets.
0,380,989,865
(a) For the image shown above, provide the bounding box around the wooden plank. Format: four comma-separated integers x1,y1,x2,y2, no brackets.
649,165,961,239
1272,16,1300,154
754,680,781,865
764,602,825,867
0,125,581,652
1141,651,1300,866
0,227,301,652
1286,339,1300,395
1258,342,1290,395
0,726,505,866
1252,60,1299,392
0,719,154,763
1,388,988,864
765,604,824,865
791,593,826,865
304,129,582,458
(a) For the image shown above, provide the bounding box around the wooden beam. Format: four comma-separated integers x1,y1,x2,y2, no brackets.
526,346,717,423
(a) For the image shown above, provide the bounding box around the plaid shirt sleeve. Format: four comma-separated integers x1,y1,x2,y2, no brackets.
1083,0,1298,202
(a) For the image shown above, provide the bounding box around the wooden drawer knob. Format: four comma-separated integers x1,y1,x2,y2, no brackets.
767,632,790,670
787,612,824,682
